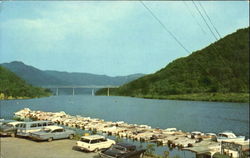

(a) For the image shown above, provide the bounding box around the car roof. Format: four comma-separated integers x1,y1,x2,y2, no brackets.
7,121,23,125
116,142,136,148
81,135,105,140
116,142,136,150
44,126,63,131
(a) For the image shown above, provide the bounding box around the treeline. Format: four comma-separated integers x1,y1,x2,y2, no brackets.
96,27,249,102
0,66,51,99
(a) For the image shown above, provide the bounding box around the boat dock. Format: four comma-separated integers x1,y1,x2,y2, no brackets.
13,108,249,158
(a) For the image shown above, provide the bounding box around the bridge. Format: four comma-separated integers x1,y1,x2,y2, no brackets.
42,85,119,96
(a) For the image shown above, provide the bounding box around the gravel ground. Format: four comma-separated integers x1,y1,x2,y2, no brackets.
0,137,99,158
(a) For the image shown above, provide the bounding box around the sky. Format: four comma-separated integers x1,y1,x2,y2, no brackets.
0,1,249,76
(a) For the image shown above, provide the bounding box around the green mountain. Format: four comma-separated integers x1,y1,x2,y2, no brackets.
1,61,71,86
0,66,51,99
97,27,249,102
1,61,144,86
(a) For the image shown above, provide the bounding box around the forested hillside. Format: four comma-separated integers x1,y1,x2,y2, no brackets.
97,27,249,102
0,66,51,99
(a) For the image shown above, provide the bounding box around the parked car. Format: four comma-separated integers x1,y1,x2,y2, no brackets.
16,120,54,137
0,121,23,137
0,120,15,126
29,125,75,142
99,142,146,158
76,135,116,152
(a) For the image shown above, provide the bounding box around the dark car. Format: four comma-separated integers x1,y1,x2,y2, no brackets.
0,121,23,137
99,142,146,158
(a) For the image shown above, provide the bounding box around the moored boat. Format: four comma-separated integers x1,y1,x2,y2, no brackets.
216,131,245,143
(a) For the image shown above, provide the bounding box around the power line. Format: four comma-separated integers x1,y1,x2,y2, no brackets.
192,1,234,75
197,1,222,39
139,1,227,89
139,0,190,54
140,1,247,91
192,1,247,89
192,0,219,41
197,1,247,87
183,1,207,35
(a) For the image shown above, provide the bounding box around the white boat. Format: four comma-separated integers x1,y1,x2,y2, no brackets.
216,131,245,143
162,128,178,135
14,108,31,119
187,131,204,139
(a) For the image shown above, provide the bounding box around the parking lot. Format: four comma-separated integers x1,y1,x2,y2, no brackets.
0,137,99,158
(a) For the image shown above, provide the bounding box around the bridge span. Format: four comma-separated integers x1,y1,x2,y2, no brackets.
42,85,119,96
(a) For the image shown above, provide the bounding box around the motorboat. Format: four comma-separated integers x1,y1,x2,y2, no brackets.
216,131,245,143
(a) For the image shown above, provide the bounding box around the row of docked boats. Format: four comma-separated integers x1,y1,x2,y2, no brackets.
14,108,249,155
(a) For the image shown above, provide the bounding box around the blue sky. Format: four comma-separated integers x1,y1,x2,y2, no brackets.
0,1,249,76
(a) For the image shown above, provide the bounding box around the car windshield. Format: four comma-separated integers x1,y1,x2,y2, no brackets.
41,128,51,133
80,138,90,143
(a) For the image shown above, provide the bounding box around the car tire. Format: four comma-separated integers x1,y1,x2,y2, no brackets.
69,134,74,140
10,133,16,137
48,137,53,142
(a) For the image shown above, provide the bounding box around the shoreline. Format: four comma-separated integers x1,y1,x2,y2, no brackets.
1,93,248,103
97,92,249,103
0,95,52,101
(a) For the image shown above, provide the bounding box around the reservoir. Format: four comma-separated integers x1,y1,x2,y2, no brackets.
1,95,249,136
0,95,249,157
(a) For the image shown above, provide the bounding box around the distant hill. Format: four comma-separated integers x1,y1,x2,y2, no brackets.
96,27,249,102
0,66,51,99
1,61,144,86
1,61,67,86
45,70,144,86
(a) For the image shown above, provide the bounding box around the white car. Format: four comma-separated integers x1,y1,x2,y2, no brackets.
76,135,115,152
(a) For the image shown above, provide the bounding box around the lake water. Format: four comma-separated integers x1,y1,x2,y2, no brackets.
0,95,249,157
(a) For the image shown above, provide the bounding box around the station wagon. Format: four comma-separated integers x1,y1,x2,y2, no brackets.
76,135,115,152
16,120,54,136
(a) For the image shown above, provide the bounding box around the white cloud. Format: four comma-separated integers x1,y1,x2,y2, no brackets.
2,2,136,38
1,1,137,51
